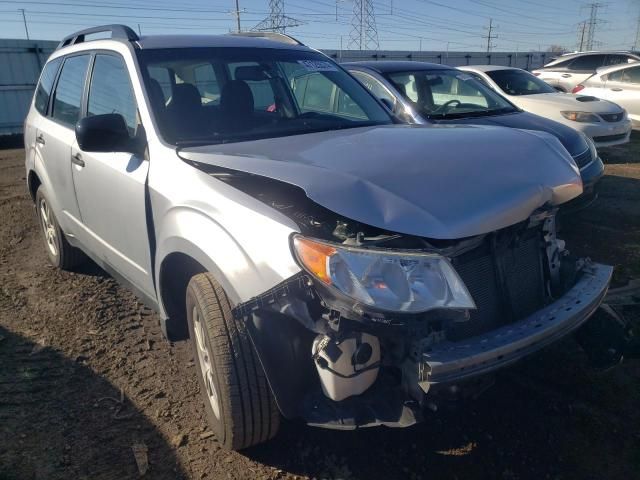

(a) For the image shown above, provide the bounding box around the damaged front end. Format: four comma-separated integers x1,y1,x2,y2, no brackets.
179,125,612,429
232,201,612,430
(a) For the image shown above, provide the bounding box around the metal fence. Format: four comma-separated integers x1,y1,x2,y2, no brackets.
0,39,57,136
0,38,548,137
326,49,549,70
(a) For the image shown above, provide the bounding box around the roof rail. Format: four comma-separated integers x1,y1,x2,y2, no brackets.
57,24,139,50
229,31,304,46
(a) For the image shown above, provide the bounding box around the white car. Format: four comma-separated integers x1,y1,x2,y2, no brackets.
574,62,640,129
461,65,632,147
531,51,640,92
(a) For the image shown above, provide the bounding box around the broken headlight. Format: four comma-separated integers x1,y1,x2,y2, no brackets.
292,235,475,313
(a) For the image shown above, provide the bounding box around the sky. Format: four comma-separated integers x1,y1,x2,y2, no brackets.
0,0,639,52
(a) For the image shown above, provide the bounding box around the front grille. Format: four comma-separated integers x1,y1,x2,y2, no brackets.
572,148,592,169
593,133,627,143
599,112,624,123
447,228,546,341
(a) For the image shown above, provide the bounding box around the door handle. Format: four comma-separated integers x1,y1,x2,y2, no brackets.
610,87,623,91
71,153,85,167
36,134,45,145
561,73,572,78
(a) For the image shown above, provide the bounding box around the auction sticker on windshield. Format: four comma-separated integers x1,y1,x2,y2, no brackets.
298,60,338,72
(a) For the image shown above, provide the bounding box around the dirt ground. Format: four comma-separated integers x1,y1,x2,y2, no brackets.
1,136,639,480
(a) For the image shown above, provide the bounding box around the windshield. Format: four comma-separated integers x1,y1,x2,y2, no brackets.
384,69,516,119
136,48,392,145
486,69,556,95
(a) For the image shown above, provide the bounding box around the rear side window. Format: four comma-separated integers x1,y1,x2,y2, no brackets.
34,58,62,115
609,66,640,84
52,55,90,126
193,64,220,104
568,54,606,71
88,54,137,135
229,62,275,110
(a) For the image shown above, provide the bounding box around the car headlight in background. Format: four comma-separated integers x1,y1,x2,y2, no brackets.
561,111,601,123
292,235,475,313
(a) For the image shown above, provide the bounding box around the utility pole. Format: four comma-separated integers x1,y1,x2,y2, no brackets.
19,8,29,40
252,0,303,34
233,0,242,33
137,23,142,35
482,18,497,53
348,0,379,51
633,14,640,51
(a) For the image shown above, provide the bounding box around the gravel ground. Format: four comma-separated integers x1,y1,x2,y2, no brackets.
1,137,639,480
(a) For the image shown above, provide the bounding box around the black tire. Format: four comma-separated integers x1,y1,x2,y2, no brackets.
35,186,85,270
186,272,280,450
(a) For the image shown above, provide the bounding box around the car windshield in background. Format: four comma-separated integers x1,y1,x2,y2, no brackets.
487,69,557,96
384,69,516,119
136,48,392,145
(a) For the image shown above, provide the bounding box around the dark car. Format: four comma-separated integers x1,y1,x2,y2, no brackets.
345,61,604,200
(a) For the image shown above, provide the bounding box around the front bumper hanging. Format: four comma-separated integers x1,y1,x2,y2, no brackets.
419,262,613,390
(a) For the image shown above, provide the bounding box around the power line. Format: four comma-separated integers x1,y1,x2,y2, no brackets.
252,0,304,33
348,0,378,50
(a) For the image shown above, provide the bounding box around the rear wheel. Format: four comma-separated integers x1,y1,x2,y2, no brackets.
186,272,280,450
35,186,85,269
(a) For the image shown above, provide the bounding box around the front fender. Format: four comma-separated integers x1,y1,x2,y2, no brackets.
154,205,301,318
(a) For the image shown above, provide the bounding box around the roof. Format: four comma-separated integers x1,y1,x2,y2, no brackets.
54,25,310,54
342,60,452,73
461,65,521,72
136,34,309,51
545,50,640,65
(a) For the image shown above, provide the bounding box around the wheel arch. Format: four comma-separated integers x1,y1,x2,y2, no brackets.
27,169,42,202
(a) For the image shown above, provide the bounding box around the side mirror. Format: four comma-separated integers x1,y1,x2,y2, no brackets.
75,114,144,155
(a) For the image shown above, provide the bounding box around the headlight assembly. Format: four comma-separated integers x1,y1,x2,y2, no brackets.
561,111,600,123
292,235,475,314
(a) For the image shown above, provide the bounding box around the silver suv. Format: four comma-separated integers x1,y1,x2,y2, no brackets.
25,25,612,450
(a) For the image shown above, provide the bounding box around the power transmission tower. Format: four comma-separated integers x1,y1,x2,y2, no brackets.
583,3,605,51
577,21,587,51
348,0,379,51
482,18,498,53
252,0,303,34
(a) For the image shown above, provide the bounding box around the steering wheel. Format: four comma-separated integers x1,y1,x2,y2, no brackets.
434,99,461,113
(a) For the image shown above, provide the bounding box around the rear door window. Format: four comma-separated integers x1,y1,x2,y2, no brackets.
87,54,138,136
610,66,640,84
193,64,220,104
34,57,62,115
51,54,91,127
568,54,606,71
229,62,275,110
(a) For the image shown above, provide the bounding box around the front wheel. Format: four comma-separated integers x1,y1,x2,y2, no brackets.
35,186,85,270
186,273,280,450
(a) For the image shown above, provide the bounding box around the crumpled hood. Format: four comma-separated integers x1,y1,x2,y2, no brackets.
179,124,582,240
436,111,587,157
